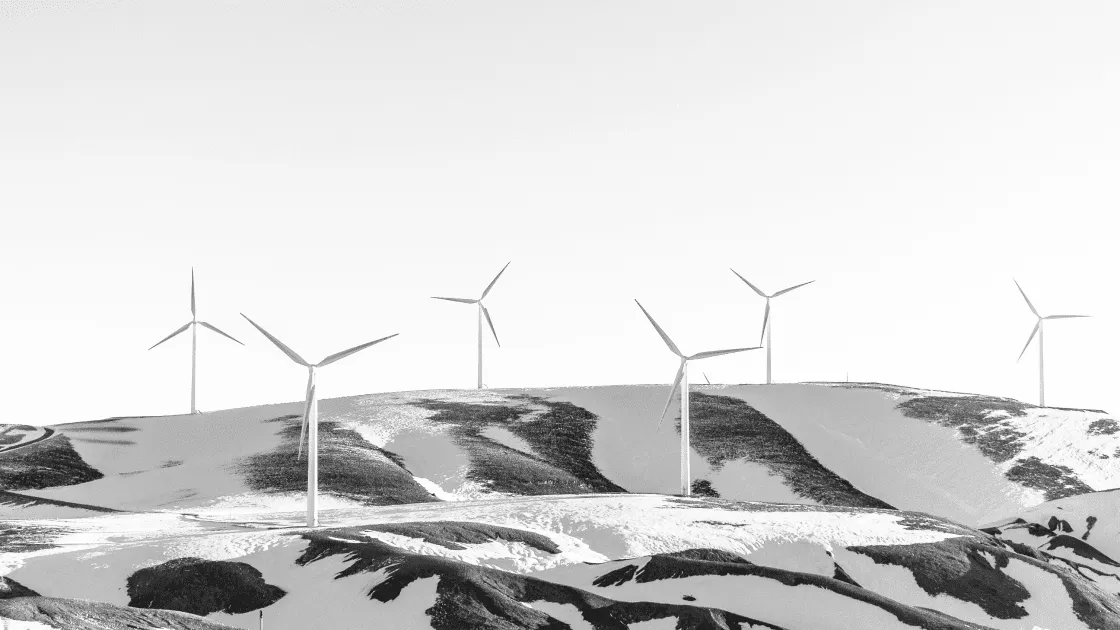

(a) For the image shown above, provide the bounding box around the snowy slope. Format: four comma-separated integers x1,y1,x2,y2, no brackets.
4,383,1114,527
3,495,1117,630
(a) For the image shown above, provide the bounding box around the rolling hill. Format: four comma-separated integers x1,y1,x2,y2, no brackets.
1,382,1117,629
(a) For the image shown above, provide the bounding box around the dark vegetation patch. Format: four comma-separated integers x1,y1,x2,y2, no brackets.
61,425,140,433
690,479,720,498
298,527,786,630
161,459,184,468
1005,456,1095,501
1042,535,1120,568
414,397,626,495
361,521,561,554
1048,515,1073,533
688,393,895,509
832,562,861,587
69,437,137,445
0,596,239,629
0,489,119,513
236,414,437,506
590,546,989,630
0,434,103,491
897,396,1031,463
1088,419,1120,436
1085,516,1098,540
127,557,286,616
0,522,67,553
0,576,39,599
848,537,1120,628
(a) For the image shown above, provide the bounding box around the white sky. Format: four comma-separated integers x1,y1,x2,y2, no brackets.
1,1,1117,425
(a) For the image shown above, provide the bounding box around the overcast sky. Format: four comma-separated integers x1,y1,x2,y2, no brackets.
2,0,1116,425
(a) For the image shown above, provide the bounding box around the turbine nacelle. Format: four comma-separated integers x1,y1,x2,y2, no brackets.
634,300,760,424
432,262,510,388
240,314,398,459
1012,278,1090,362
730,269,814,345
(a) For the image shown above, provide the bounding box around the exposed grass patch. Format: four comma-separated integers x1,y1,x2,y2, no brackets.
0,434,103,490
236,414,437,506
690,479,720,498
592,546,989,630
297,527,784,630
688,393,895,509
1005,456,1095,501
1042,535,1120,568
1088,419,1119,436
897,396,1031,463
848,536,1120,628
414,398,626,496
127,557,286,616
0,596,239,629
0,576,38,599
0,522,66,553
361,521,561,554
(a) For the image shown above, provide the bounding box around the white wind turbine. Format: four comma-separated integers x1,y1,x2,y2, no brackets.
730,270,814,384
241,314,397,527
1013,279,1089,407
432,262,510,389
635,300,760,497
149,268,243,414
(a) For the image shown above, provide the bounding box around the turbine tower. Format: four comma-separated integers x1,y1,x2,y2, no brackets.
730,270,814,384
149,268,243,414
635,300,759,497
1013,279,1089,407
241,314,397,527
432,262,510,389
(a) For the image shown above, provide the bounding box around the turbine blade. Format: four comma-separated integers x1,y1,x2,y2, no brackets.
482,305,500,347
730,269,767,297
760,301,770,345
772,280,815,297
240,314,309,366
199,321,244,345
703,372,711,385
432,297,478,304
317,333,399,367
148,322,191,350
634,300,683,357
480,261,511,300
190,268,196,318
1013,279,1040,317
689,347,762,361
1044,315,1090,319
1017,321,1040,362
657,361,686,430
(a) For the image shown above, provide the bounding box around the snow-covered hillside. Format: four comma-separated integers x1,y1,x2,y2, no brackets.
3,494,1117,630
2,382,1117,629
2,384,1115,525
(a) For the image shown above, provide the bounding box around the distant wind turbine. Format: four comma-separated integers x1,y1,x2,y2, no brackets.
635,300,760,497
241,314,397,527
432,262,510,389
730,270,814,384
149,268,243,414
1013,279,1089,407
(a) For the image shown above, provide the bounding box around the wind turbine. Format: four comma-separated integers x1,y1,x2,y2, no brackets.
1013,279,1089,407
730,270,814,384
635,300,760,497
241,314,397,527
148,268,243,414
432,262,510,389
